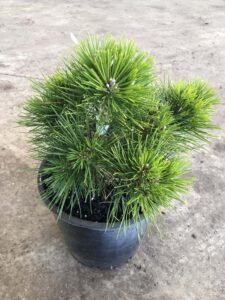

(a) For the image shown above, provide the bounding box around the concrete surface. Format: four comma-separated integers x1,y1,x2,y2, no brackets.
0,0,225,299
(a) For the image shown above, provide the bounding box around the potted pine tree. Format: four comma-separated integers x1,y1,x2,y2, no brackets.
21,35,219,269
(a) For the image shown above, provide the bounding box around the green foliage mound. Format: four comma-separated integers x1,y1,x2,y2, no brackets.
21,35,219,229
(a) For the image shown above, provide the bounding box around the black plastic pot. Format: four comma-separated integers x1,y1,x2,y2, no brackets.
38,162,147,269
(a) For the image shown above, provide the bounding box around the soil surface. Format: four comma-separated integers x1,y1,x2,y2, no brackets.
63,195,123,223
41,170,124,222
43,178,123,222
1,1,225,300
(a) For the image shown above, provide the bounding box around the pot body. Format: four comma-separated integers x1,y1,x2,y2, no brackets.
38,162,147,269
55,214,146,268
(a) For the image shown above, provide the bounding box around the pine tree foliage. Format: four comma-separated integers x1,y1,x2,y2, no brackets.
20,35,219,230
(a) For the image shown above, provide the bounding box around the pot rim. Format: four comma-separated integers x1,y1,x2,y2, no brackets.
38,160,146,231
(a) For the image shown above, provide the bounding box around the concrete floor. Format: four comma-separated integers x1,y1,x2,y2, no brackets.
0,0,225,299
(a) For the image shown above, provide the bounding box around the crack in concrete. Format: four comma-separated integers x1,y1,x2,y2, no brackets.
0,72,41,80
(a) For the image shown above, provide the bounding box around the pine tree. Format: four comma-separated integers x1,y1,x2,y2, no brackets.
20,35,219,230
